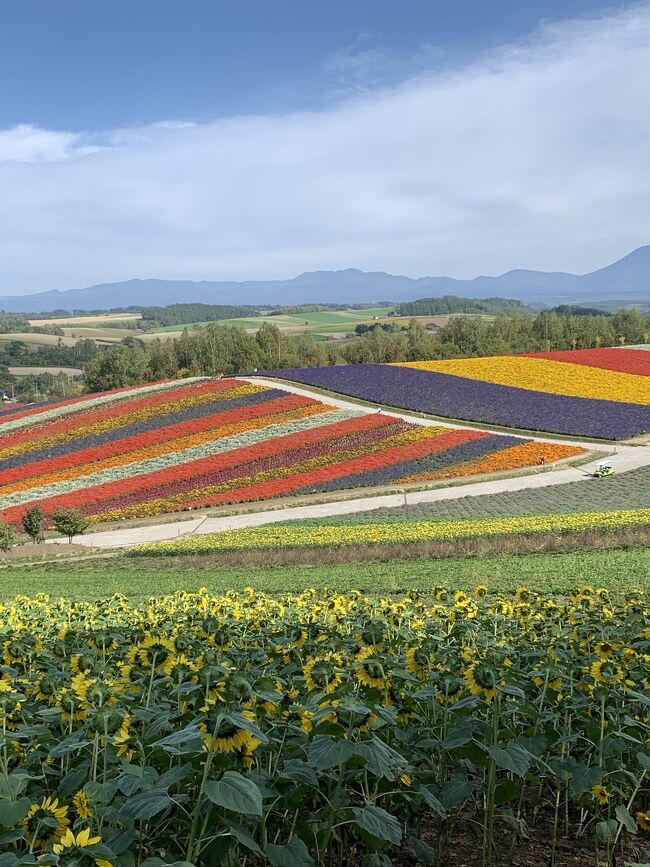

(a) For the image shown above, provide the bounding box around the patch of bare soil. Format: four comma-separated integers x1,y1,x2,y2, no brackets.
0,542,88,560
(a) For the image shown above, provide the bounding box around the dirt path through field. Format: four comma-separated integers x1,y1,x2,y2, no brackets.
44,378,649,550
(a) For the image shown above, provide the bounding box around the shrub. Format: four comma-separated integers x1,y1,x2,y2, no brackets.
21,505,45,543
52,507,90,543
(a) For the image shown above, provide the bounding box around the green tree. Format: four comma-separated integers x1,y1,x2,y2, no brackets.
22,505,46,543
0,519,17,552
52,507,90,543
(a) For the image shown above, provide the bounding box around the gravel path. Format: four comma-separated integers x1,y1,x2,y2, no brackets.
49,379,650,550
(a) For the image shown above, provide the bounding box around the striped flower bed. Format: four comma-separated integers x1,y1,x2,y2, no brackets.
0,377,584,525
263,347,650,439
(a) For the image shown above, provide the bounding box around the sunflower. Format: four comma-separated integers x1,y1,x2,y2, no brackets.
73,790,92,820
590,659,623,685
21,795,70,849
303,653,344,694
594,641,616,659
200,720,260,755
52,827,113,866
515,587,532,604
591,784,609,805
453,591,470,608
636,811,650,833
137,634,177,674
355,659,390,690
464,663,497,701
113,713,135,760
405,646,430,678
474,584,489,599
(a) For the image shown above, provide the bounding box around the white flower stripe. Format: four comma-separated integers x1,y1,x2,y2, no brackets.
0,408,359,508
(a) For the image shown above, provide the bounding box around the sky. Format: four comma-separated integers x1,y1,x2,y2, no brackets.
1,0,649,294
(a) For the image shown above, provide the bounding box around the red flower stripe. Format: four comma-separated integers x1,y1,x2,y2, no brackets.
0,413,397,522
520,348,650,376
0,378,240,450
173,427,487,511
78,421,412,515
0,393,315,486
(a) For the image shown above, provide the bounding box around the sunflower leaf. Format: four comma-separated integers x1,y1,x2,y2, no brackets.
204,772,263,817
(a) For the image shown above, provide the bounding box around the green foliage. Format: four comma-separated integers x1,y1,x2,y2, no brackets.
51,507,90,543
0,519,17,552
397,295,529,316
0,547,647,601
307,466,650,526
21,505,45,543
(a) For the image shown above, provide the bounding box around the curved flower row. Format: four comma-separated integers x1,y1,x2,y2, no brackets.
401,441,580,482
519,347,650,376
397,356,650,404
264,363,650,439
2,587,647,864
0,376,209,434
132,507,650,555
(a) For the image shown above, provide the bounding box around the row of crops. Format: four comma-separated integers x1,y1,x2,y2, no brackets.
131,507,650,556
285,466,650,526
1,587,648,866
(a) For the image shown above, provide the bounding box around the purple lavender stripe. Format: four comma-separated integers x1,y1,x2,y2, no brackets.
292,434,522,494
0,389,286,473
262,365,650,439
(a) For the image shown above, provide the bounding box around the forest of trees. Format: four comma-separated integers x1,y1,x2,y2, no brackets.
396,295,529,316
83,307,650,392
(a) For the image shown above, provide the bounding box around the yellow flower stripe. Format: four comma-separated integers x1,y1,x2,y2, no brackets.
395,357,650,404
134,508,650,554
0,402,329,496
0,383,263,460
95,426,445,522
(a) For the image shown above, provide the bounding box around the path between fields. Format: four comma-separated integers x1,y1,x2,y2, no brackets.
50,378,650,550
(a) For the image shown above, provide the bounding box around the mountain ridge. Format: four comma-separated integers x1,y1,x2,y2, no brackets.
0,246,648,312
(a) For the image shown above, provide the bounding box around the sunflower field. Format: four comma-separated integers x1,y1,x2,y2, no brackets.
0,587,648,866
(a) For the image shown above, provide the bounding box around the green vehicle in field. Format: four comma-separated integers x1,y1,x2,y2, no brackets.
593,462,615,478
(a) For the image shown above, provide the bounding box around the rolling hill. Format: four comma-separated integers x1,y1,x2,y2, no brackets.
0,247,648,312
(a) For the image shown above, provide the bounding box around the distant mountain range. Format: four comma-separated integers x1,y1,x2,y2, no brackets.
1,246,649,313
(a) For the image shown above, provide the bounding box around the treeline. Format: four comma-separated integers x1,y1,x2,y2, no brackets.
85,307,650,392
396,295,529,316
0,339,99,368
140,303,261,327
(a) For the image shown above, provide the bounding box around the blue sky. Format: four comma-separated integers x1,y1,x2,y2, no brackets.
0,1,649,293
2,1,613,130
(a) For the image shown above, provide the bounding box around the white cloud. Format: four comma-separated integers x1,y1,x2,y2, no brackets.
1,3,650,293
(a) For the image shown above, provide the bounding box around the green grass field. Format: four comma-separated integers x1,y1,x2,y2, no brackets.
293,465,650,526
2,547,647,600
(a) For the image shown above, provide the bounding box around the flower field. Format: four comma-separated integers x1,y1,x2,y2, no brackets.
0,378,583,526
1,587,648,866
263,348,650,438
132,507,650,556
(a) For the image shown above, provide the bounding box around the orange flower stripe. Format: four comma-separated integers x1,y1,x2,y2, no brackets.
401,441,583,483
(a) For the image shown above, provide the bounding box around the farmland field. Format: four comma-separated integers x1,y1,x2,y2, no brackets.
2,581,648,866
263,347,650,439
289,465,650,524
27,313,142,326
0,377,582,525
